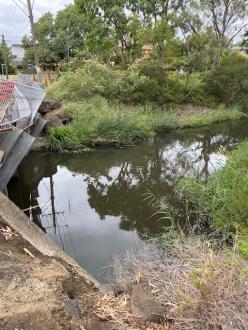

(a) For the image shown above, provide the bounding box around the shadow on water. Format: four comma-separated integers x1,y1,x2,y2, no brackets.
8,120,248,281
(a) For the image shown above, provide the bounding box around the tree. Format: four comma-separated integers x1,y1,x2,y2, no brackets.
76,0,132,64
129,0,186,25
76,0,189,64
53,5,86,59
195,0,248,47
21,35,35,68
183,29,222,72
22,12,56,67
22,5,89,67
0,42,15,74
242,31,248,53
205,53,248,110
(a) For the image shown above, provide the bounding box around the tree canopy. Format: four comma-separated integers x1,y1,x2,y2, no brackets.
0,42,15,74
21,0,248,68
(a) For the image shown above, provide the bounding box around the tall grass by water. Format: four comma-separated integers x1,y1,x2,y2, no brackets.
49,97,178,151
177,140,248,255
49,97,245,151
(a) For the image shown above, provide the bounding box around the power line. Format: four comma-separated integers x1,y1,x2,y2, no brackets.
12,0,28,16
17,23,30,36
6,19,28,43
11,0,41,82
9,23,29,41
2,1,17,38
17,0,27,6
1,35,9,79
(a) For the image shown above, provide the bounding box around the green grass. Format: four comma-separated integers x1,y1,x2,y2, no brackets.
49,97,154,150
48,97,245,151
178,140,248,256
178,106,245,128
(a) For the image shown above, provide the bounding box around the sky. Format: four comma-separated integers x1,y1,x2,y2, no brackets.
0,0,74,45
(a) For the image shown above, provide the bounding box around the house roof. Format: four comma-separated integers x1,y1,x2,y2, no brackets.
10,44,23,48
142,44,153,50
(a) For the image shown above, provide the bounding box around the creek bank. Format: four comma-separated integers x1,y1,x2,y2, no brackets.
0,220,108,330
35,101,246,152
0,192,172,329
6,120,248,329
0,192,108,329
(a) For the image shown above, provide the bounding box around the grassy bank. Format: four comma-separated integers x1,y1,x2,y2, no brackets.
177,140,248,255
104,141,248,328
48,97,245,151
108,233,248,329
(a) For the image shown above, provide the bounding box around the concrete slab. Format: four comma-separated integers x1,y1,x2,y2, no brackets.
0,192,100,288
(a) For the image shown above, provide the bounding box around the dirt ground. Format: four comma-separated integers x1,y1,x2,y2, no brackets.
0,221,116,330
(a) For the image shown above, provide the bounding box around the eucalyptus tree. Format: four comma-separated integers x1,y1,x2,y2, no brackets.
129,0,187,25
242,31,248,53
22,5,89,67
196,0,248,46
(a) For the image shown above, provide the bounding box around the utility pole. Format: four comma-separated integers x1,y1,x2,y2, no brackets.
1,34,8,79
27,0,41,83
49,176,57,234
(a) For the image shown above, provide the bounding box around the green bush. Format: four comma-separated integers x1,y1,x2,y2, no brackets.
130,60,184,104
48,58,216,106
47,60,147,103
131,60,215,106
205,53,248,111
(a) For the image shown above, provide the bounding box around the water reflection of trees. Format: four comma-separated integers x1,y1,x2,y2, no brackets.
8,122,246,238
82,132,238,236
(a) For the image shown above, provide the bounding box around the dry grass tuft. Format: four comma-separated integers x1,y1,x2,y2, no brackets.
93,292,164,329
0,225,18,240
107,237,248,330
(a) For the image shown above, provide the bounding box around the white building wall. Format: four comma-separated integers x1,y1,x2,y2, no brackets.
10,45,25,65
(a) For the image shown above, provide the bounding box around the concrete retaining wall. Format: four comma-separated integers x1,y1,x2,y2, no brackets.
0,192,100,288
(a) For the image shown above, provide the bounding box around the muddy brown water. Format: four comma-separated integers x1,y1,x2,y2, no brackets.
8,120,248,282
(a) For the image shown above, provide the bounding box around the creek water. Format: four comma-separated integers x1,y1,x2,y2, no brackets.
8,120,248,281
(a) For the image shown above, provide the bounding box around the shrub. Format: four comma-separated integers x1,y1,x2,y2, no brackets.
205,53,248,111
48,58,216,107
131,60,215,106
46,60,147,103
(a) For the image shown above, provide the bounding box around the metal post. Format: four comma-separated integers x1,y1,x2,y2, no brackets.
27,0,41,83
49,176,57,234
1,64,5,77
65,43,70,62
1,35,8,79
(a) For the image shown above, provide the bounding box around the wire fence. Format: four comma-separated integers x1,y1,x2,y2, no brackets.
0,78,45,130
